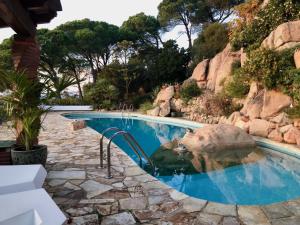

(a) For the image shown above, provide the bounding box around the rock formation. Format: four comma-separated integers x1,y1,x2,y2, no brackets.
261,20,300,51
206,44,241,93
180,124,256,154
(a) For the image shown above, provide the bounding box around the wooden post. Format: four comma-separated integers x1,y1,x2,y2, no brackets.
11,34,40,145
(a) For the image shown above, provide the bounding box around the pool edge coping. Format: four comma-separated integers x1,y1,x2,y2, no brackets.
60,111,300,208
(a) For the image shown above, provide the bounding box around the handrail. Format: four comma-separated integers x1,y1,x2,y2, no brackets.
100,127,122,168
101,128,156,179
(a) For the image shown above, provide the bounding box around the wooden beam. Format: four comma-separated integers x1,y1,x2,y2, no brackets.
0,0,36,36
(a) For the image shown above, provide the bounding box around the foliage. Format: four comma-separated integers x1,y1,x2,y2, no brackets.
202,93,243,116
47,97,90,106
158,0,242,49
241,48,295,89
0,70,46,151
121,13,162,48
285,105,300,119
136,41,189,90
192,23,229,64
139,101,155,114
225,62,250,98
84,78,119,110
0,38,12,73
0,101,7,124
180,80,202,103
230,0,300,51
56,19,121,83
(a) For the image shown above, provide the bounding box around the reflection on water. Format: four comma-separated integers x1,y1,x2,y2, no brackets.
149,140,266,176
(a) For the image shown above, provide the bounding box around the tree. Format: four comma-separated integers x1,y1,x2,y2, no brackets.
121,13,163,48
192,23,228,64
37,29,80,99
135,40,189,89
158,0,205,49
158,0,243,49
114,41,141,99
57,19,121,83
205,0,244,23
0,38,13,72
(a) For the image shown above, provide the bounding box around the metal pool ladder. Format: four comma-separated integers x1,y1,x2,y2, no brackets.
100,127,156,179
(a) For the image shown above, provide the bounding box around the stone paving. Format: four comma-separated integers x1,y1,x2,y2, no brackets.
1,112,300,225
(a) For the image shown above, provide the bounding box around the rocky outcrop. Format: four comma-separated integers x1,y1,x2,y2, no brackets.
249,119,275,137
148,85,175,117
206,44,241,93
154,86,175,105
295,49,300,69
260,90,292,119
181,124,256,154
284,127,300,145
241,88,292,119
190,59,209,88
261,21,300,50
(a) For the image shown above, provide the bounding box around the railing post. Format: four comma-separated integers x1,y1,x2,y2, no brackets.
100,137,103,168
107,141,112,179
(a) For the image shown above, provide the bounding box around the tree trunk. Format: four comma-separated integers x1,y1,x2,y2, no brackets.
74,72,84,100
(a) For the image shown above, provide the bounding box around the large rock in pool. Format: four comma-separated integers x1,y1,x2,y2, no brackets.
181,124,256,154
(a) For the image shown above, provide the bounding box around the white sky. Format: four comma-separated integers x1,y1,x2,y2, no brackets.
0,0,192,48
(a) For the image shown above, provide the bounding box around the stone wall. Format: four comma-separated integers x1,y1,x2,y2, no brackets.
148,20,300,147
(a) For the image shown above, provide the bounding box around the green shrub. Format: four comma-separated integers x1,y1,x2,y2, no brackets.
129,94,152,109
225,62,250,98
84,78,119,110
0,102,7,124
202,93,243,117
192,23,229,64
230,0,300,51
241,48,295,89
47,97,90,106
139,101,155,114
180,80,202,103
225,73,250,99
285,106,300,119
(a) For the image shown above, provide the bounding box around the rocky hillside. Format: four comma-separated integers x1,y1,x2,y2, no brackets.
148,19,300,146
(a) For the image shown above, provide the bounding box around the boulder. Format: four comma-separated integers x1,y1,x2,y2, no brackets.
147,106,160,116
283,127,300,145
180,124,256,154
154,86,175,105
262,21,300,50
206,44,241,93
249,119,275,137
294,118,300,127
295,50,300,69
268,129,283,142
235,119,250,133
260,90,292,119
241,89,264,120
191,59,210,85
70,120,86,131
269,112,291,126
279,124,294,134
170,98,184,112
159,102,171,117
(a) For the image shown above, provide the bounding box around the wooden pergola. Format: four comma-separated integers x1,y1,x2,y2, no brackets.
0,0,62,78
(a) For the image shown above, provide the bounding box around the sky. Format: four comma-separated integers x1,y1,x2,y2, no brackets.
0,0,192,48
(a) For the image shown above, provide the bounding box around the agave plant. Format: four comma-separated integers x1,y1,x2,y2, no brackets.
0,69,47,151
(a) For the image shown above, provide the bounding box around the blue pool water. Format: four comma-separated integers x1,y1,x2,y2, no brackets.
65,114,300,205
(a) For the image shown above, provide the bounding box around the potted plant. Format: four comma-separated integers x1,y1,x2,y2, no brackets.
0,70,48,166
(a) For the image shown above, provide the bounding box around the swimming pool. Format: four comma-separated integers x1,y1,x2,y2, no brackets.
65,113,300,205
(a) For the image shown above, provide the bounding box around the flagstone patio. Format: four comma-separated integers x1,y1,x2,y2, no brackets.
1,112,300,225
